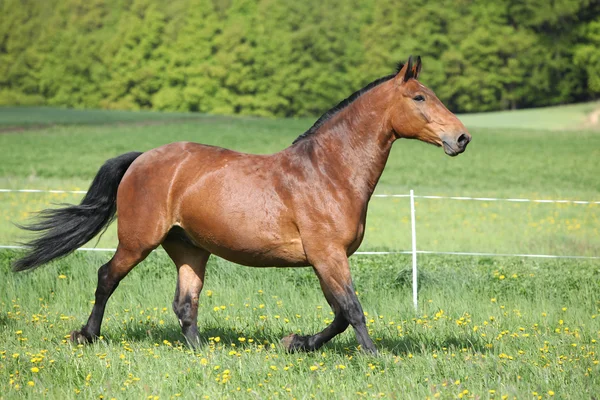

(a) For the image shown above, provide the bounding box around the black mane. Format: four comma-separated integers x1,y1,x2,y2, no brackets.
293,63,404,144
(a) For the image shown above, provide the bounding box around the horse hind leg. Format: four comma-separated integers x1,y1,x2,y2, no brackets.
70,166,175,344
70,244,153,344
162,232,210,347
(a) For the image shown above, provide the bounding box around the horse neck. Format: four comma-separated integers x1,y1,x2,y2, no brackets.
298,83,396,200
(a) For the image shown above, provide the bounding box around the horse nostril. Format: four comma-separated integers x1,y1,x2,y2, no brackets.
457,133,471,147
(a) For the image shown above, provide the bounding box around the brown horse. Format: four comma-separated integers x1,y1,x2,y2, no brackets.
14,56,470,354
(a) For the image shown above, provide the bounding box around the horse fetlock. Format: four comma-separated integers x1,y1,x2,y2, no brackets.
173,298,194,323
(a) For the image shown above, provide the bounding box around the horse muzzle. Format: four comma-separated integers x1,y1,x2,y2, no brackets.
442,132,471,157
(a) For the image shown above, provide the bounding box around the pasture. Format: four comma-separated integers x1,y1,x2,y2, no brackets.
0,106,599,398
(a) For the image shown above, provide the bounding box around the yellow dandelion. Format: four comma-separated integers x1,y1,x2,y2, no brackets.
27,381,34,387
58,275,67,279
309,366,318,371
31,367,39,373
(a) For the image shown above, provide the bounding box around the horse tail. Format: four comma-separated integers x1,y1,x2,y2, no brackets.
12,151,143,272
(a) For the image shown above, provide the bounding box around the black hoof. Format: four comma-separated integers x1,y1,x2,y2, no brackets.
183,335,201,349
70,329,94,344
281,333,313,352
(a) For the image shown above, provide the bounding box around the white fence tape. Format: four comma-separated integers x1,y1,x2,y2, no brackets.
0,189,87,194
373,194,600,204
1,188,599,269
2,245,599,260
1,189,600,204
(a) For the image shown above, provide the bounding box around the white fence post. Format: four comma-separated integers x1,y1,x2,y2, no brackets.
410,189,418,312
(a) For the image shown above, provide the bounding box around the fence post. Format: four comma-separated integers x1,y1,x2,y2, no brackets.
410,189,418,312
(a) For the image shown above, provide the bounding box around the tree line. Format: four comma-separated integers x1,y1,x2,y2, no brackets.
1,0,599,117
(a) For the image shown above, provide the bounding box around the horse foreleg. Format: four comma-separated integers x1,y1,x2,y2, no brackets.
281,284,349,351
281,249,377,354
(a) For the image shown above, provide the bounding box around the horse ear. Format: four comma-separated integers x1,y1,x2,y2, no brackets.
412,56,422,80
396,56,415,83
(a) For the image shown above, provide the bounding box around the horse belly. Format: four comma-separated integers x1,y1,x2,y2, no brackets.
183,221,307,267
179,194,307,267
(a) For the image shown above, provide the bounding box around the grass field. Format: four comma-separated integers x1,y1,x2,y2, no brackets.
0,106,599,399
457,101,600,131
0,107,209,129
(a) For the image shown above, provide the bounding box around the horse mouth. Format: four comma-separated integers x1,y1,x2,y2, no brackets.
442,141,466,157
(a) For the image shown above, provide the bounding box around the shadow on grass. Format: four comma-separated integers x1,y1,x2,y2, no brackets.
323,334,489,356
110,323,284,349
110,322,489,357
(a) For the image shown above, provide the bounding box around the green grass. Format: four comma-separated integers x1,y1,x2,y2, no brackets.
2,101,598,131
0,107,599,398
1,252,599,398
457,101,600,131
0,107,209,128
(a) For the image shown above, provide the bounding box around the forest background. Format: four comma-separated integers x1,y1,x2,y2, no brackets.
1,0,600,117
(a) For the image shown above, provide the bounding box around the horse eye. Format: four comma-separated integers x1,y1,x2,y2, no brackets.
413,95,425,102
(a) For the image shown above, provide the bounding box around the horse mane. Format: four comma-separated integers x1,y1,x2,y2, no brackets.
292,63,405,144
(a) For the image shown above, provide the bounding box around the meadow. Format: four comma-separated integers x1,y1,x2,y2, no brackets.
0,105,599,399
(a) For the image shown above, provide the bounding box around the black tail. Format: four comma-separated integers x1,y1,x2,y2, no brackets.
12,151,143,272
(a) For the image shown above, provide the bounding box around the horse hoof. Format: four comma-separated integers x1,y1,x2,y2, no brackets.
281,333,297,351
281,333,311,352
364,347,378,356
184,336,201,350
70,330,92,345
